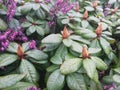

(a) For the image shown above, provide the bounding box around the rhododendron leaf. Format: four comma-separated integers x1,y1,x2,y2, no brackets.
0,74,25,89
0,18,7,31
63,38,72,47
0,54,18,67
113,74,120,83
51,44,67,64
85,6,94,11
19,59,39,83
40,43,60,52
22,42,30,52
81,20,89,28
83,59,96,80
100,37,112,56
88,48,101,56
36,26,45,36
60,58,82,74
91,57,107,70
26,26,36,35
2,82,36,90
21,22,32,28
7,42,18,53
42,34,62,44
88,16,100,23
70,41,82,53
47,69,65,90
47,65,59,72
61,18,70,24
26,49,48,60
90,39,101,48
67,73,87,90
69,35,90,45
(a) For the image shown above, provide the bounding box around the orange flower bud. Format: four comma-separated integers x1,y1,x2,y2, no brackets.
112,7,119,13
83,10,88,19
82,46,90,59
62,26,70,39
95,23,102,37
75,4,80,12
17,44,25,59
92,1,98,8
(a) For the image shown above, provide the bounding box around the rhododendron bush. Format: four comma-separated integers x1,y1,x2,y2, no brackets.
0,0,120,90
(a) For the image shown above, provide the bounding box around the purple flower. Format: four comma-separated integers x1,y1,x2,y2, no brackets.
103,83,117,90
0,32,9,51
104,4,111,16
5,0,17,21
27,86,41,90
50,0,76,17
29,40,37,49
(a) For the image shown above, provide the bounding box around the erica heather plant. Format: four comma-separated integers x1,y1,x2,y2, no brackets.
5,0,17,21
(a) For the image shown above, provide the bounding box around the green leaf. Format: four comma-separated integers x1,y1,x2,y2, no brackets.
90,39,101,48
2,82,36,90
32,3,40,10
36,26,45,36
81,20,89,28
61,18,69,24
19,60,39,83
21,22,32,28
51,44,67,64
88,48,101,56
40,43,60,52
0,74,25,89
88,16,100,23
26,26,36,35
114,67,120,74
67,73,87,90
69,35,90,45
22,42,30,52
90,80,103,90
99,37,112,55
70,41,82,53
26,49,48,60
62,38,72,47
113,74,120,83
42,34,62,44
9,19,20,31
7,42,18,53
47,65,59,73
91,57,107,70
0,18,7,31
84,6,94,11
0,54,18,67
60,58,82,74
47,69,65,90
83,59,96,79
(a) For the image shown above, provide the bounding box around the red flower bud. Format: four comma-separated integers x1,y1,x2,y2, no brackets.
61,26,70,39
17,44,25,59
75,4,80,12
95,23,102,37
92,1,98,8
112,7,119,13
83,10,88,19
82,46,90,59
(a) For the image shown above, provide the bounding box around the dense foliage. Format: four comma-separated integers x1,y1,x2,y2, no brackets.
0,0,120,90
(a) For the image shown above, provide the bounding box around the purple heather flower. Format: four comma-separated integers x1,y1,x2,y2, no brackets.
29,40,37,49
103,83,117,90
50,0,76,17
5,0,17,21
48,21,55,27
27,86,41,90
104,4,111,16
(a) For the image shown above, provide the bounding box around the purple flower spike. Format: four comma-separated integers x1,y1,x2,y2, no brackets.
27,86,41,90
5,0,17,21
29,40,37,49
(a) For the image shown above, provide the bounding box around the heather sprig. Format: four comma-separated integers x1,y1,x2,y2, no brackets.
5,0,17,21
